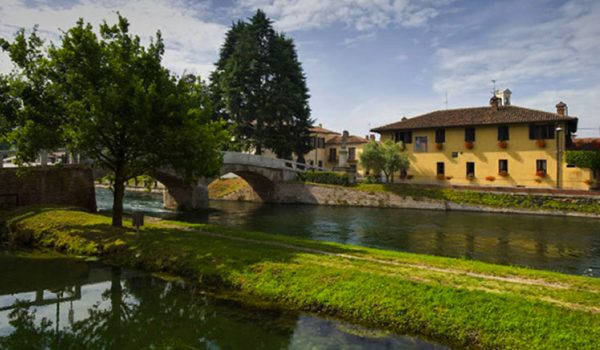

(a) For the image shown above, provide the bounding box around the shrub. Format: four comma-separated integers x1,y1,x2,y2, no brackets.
565,150,600,170
298,170,350,186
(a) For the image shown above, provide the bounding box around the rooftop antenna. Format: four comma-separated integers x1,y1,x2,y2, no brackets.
491,80,496,95
445,91,448,109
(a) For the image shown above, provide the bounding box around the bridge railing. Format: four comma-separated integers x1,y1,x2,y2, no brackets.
222,152,324,172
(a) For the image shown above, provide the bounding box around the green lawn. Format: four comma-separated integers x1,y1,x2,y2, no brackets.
3,206,600,349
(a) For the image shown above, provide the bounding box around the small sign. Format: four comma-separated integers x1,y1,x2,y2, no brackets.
132,211,144,232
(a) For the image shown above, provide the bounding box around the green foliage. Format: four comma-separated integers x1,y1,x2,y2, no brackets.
298,170,350,185
210,10,313,160
1,16,229,226
359,140,409,182
5,207,600,349
566,150,600,170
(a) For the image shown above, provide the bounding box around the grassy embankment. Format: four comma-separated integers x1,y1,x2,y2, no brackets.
208,177,252,199
2,206,600,349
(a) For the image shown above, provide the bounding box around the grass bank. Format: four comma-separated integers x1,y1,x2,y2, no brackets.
3,206,600,349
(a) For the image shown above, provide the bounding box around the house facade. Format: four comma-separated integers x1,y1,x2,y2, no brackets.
323,133,370,175
305,125,341,169
371,94,593,190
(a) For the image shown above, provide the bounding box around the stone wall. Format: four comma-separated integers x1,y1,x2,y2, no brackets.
269,182,600,218
0,166,96,211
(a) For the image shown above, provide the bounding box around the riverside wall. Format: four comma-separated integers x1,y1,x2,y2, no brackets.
0,166,96,211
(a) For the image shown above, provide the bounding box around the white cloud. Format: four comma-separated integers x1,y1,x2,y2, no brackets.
432,0,600,97
0,0,227,78
234,0,454,31
342,32,375,47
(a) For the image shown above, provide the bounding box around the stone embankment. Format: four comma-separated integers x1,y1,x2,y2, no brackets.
210,179,600,218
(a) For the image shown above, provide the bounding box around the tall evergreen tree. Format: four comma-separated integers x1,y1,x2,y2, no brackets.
210,10,313,160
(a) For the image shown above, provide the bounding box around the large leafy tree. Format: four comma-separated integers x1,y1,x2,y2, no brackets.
1,16,228,227
210,9,313,161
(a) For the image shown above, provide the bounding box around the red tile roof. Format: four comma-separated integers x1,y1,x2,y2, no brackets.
325,135,369,145
371,105,577,132
310,125,340,135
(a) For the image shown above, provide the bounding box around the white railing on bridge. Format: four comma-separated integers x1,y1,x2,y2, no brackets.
222,151,324,172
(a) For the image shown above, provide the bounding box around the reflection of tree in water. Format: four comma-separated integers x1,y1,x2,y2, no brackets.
0,267,297,349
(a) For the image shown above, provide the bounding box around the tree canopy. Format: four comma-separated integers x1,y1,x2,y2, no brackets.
1,16,228,226
210,10,313,161
359,140,410,182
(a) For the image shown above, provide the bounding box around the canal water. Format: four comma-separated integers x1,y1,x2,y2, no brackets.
96,188,600,277
0,252,447,349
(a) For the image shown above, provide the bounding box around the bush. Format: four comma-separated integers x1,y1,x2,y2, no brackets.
566,150,600,170
298,170,350,186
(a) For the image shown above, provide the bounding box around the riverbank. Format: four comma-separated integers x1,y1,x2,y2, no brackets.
210,178,600,217
2,206,600,349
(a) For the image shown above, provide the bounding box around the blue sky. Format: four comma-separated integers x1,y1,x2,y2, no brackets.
1,0,599,137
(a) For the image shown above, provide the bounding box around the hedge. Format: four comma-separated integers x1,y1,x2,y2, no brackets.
298,170,350,186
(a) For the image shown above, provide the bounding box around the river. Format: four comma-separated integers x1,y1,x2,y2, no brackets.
96,188,600,277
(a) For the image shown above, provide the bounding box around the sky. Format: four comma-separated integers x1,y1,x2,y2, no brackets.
1,0,599,137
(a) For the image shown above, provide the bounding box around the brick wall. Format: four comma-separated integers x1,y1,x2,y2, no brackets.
0,166,96,211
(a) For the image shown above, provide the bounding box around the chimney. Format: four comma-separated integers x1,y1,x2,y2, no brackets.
318,123,322,127
490,95,500,111
556,101,567,116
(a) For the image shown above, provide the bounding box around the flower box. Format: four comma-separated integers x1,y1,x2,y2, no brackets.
535,170,546,178
536,139,546,148
445,176,453,180
465,141,474,150
498,140,508,149
498,170,509,177
485,176,495,182
466,174,475,181
435,143,443,151
436,174,445,180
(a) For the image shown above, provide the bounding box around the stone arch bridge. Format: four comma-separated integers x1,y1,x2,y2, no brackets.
95,152,316,210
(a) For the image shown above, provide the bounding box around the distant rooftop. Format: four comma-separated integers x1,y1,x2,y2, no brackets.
326,134,369,145
310,124,340,135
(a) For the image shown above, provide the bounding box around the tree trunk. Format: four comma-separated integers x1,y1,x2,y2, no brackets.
112,169,125,227
256,144,262,155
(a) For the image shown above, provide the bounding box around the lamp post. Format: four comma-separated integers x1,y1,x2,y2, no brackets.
556,126,563,189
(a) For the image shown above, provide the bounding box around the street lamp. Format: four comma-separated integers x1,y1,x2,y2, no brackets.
556,126,563,189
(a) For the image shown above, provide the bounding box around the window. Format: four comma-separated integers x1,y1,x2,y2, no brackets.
435,128,445,143
529,124,555,140
499,159,508,173
451,152,459,158
348,147,356,161
536,159,547,173
394,131,412,144
497,125,509,141
466,162,475,177
318,160,323,168
328,148,337,162
309,160,314,166
465,127,476,142
436,162,445,175
318,137,325,148
414,136,428,152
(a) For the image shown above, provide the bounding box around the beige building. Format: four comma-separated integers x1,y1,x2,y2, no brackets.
324,133,370,175
305,125,340,169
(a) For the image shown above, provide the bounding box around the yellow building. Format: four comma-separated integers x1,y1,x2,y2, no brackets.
305,125,340,169
371,95,593,190
324,132,370,175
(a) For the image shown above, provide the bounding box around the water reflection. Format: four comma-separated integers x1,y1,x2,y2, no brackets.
0,253,447,349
